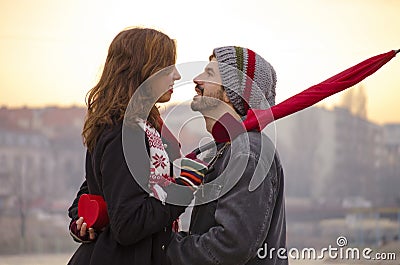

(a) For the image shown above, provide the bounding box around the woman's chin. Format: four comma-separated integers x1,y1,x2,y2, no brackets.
157,95,171,103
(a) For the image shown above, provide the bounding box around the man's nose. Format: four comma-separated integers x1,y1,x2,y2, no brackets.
193,73,203,84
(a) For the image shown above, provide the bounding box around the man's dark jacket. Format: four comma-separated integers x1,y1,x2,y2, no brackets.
167,131,287,265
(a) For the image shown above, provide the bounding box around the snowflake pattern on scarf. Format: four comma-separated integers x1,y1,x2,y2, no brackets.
137,119,174,203
146,127,164,150
152,153,167,169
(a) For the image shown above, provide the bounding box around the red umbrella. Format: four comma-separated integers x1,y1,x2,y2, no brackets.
212,49,399,143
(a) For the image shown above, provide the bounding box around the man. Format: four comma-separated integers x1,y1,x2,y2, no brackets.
166,46,287,265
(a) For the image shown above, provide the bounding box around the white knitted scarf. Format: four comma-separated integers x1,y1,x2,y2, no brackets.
137,119,174,203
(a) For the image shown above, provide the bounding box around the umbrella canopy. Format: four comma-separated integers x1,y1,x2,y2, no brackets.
212,49,398,143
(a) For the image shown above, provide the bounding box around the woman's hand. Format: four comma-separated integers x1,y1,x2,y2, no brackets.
69,217,97,243
76,217,97,240
175,158,208,190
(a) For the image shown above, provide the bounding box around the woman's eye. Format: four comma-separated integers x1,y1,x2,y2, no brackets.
158,67,173,76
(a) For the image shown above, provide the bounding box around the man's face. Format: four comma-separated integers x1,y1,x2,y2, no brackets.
191,58,225,112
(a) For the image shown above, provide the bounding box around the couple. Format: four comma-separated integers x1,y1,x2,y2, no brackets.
67,27,287,265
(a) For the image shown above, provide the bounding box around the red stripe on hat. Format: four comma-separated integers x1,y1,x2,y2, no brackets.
243,49,256,112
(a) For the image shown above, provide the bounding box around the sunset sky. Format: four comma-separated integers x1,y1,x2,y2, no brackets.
0,0,399,124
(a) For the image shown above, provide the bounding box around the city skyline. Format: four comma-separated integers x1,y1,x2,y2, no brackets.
1,96,399,254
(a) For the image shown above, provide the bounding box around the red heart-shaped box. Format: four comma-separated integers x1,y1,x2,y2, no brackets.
78,194,109,230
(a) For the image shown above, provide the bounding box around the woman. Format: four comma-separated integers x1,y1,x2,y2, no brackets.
68,27,194,265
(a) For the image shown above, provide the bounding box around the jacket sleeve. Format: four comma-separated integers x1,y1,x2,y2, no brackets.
68,148,96,222
167,151,280,265
68,180,89,222
99,125,191,246
67,178,95,243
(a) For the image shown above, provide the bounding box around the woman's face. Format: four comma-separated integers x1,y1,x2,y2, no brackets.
152,66,181,103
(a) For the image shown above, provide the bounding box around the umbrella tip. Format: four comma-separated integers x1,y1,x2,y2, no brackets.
396,49,400,54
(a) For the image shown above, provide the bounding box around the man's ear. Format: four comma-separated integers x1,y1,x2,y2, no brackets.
222,89,231,104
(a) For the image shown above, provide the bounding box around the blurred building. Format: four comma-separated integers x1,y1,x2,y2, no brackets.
381,124,400,205
0,123,53,212
0,106,85,214
277,106,385,206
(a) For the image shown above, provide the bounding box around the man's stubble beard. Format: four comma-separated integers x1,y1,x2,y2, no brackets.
190,89,225,112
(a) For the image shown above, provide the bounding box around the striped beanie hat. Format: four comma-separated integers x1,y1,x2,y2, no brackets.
213,46,277,116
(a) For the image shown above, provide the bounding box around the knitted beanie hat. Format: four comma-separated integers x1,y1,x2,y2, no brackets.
213,46,277,116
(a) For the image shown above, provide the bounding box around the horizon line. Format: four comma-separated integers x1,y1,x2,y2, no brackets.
1,103,400,126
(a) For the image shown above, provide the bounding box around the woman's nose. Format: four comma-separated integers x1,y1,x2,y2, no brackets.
173,67,181,80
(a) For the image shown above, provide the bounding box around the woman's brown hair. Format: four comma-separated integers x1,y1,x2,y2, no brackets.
82,27,177,151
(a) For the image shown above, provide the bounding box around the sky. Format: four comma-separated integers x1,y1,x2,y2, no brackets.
0,0,399,124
